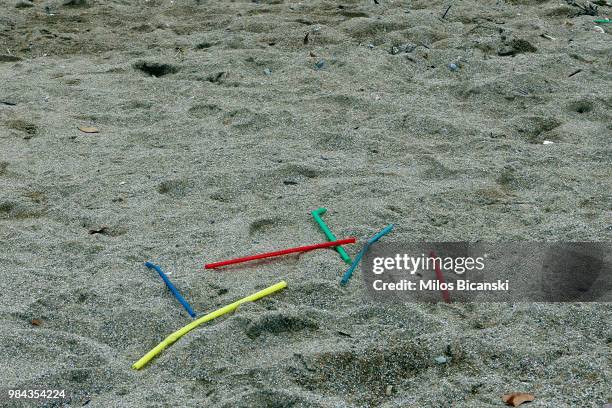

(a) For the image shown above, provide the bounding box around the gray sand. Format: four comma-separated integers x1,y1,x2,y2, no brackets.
1,0,611,406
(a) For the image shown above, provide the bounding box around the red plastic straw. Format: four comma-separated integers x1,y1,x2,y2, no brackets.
430,250,451,304
205,238,357,269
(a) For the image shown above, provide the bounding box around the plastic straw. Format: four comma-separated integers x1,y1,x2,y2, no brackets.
144,262,196,318
204,238,356,269
132,281,287,370
340,225,394,286
429,251,451,304
311,208,352,265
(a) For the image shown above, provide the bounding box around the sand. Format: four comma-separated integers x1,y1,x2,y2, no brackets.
0,0,611,406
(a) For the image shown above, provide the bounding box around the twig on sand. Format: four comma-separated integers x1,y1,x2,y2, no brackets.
442,5,452,19
568,69,583,77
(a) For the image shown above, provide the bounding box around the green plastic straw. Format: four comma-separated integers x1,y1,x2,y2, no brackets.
311,208,352,264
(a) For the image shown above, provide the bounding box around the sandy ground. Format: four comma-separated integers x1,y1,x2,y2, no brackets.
1,0,611,406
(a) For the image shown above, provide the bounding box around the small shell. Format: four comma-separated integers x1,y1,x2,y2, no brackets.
434,356,449,364
78,126,99,133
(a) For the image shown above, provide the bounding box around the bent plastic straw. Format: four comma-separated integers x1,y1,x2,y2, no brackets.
204,238,356,269
132,281,287,370
429,251,451,304
311,208,352,265
144,262,197,318
340,225,394,286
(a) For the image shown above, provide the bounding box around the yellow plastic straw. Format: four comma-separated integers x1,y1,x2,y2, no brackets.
132,280,287,370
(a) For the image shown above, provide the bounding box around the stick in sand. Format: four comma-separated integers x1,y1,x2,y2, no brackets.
441,5,451,19
144,262,197,318
340,225,394,286
311,208,352,265
204,238,356,269
132,281,287,370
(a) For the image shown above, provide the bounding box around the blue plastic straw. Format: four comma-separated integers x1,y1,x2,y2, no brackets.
340,224,394,286
144,262,197,318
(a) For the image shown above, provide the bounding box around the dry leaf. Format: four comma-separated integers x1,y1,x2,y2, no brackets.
502,392,535,407
31,319,43,326
78,126,99,133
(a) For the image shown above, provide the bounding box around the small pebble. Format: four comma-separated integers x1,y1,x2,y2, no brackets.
434,356,449,364
542,140,554,145
314,59,325,70
390,43,416,55
263,68,272,76
448,63,459,72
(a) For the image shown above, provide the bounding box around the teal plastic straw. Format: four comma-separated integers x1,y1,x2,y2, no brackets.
340,224,394,286
311,208,352,264
593,19,611,23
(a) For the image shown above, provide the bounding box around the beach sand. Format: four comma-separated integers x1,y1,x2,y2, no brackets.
1,0,611,406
